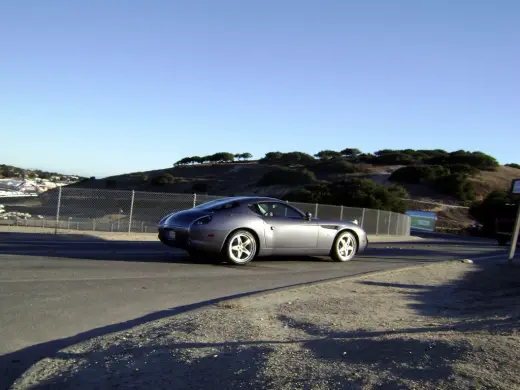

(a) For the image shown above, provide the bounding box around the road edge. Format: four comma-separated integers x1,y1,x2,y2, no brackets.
206,252,509,308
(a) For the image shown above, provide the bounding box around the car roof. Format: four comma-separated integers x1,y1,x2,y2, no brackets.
226,196,281,204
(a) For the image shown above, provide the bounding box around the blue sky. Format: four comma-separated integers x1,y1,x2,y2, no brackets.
1,0,518,178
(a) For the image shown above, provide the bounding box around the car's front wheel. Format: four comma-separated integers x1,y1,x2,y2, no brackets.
223,230,257,265
331,231,357,262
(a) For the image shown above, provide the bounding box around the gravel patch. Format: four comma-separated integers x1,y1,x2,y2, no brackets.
11,261,520,389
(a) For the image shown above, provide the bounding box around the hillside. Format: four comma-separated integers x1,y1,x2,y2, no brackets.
0,164,86,181
67,148,520,229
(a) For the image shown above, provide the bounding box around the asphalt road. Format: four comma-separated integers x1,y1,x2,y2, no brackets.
0,231,509,389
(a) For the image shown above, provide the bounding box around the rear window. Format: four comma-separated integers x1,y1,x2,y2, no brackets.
208,201,240,211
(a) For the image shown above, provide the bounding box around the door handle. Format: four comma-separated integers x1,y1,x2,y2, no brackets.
270,226,275,230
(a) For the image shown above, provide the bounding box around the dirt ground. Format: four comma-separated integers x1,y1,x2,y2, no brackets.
11,260,520,390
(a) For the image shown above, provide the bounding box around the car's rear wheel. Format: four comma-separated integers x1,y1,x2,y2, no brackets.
330,231,357,262
223,230,257,265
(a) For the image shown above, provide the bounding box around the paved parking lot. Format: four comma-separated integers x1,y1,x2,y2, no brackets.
0,231,508,389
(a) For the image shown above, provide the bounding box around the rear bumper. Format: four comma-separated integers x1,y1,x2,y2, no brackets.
158,227,221,252
158,227,190,250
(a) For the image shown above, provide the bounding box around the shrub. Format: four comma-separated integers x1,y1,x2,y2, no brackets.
426,150,499,170
105,179,117,188
257,167,316,186
309,158,359,174
447,163,479,176
506,163,520,170
285,178,407,213
469,190,517,235
151,173,176,185
371,152,415,165
389,165,449,184
192,182,209,192
387,184,409,199
435,173,477,202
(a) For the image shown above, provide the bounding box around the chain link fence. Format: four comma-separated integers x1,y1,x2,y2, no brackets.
0,187,411,236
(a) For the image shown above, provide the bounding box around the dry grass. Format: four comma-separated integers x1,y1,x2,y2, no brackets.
470,166,520,199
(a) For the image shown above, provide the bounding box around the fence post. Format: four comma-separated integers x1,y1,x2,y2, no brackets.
193,193,197,208
128,190,135,233
315,203,319,218
54,186,62,235
396,214,400,235
387,212,392,235
376,210,380,235
93,219,96,231
339,205,343,220
360,208,366,228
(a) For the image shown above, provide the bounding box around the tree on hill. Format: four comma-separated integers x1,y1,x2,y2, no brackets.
369,150,416,165
314,150,342,160
174,157,194,166
259,151,315,166
174,152,237,166
234,153,252,161
207,152,235,163
340,148,361,159
506,163,520,170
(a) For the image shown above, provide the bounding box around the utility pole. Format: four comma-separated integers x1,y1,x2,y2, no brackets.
508,179,520,263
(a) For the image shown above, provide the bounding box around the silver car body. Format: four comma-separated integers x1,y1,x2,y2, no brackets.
157,196,368,258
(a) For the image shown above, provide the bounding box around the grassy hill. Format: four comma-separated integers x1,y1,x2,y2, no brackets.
0,164,85,181
66,148,520,229
65,149,520,227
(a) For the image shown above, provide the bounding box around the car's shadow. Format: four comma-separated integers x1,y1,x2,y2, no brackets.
0,231,331,265
0,231,505,266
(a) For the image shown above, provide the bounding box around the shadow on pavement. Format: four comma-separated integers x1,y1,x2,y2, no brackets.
0,231,505,266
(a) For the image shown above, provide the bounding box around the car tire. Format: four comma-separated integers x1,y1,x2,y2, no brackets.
330,231,357,262
223,229,257,265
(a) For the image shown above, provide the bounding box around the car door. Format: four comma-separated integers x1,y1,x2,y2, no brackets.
257,202,319,249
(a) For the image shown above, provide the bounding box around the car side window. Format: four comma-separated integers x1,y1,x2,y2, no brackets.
254,202,302,219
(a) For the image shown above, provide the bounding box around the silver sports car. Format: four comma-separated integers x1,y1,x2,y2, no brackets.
158,196,368,265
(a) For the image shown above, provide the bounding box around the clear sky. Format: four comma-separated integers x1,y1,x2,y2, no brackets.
1,0,518,178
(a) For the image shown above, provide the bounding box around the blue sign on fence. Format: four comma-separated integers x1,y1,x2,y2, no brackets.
406,210,437,232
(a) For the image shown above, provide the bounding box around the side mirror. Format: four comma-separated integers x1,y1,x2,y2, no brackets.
305,212,312,221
